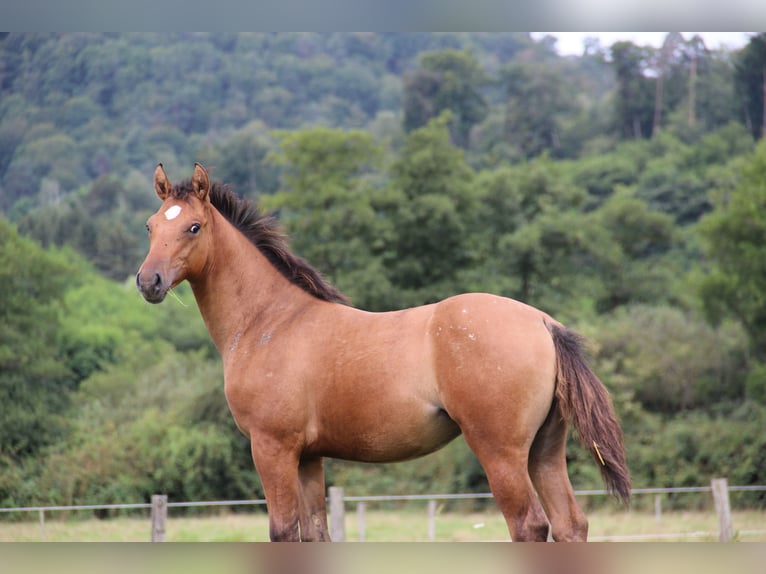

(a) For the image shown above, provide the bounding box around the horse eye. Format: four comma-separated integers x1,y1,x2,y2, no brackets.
189,223,201,234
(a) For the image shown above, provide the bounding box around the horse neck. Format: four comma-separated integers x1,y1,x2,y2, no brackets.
188,208,317,356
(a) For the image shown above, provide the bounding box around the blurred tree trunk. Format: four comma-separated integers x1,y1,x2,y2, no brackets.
611,41,653,140
652,33,684,138
762,64,766,138
735,33,766,140
688,53,697,129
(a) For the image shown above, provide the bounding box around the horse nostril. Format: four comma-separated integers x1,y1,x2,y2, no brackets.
136,271,163,294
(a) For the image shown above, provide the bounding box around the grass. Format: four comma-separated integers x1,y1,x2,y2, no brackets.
0,508,764,542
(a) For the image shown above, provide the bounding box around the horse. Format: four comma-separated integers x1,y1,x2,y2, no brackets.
136,163,630,542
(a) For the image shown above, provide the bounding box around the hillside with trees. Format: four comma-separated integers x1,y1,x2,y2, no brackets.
2,32,766,511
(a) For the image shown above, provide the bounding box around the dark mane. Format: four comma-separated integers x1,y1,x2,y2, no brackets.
170,179,348,304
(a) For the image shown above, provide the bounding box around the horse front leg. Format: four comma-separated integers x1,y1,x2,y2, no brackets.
298,456,330,541
251,440,301,541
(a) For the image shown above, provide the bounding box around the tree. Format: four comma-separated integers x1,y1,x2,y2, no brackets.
591,188,676,311
0,219,74,461
610,41,655,139
32,345,261,507
402,49,488,148
470,157,595,314
200,121,279,199
263,127,389,310
384,113,479,305
500,61,574,158
700,140,766,356
651,32,686,137
689,47,740,134
685,34,706,131
5,130,84,198
571,147,641,206
735,33,766,140
0,116,27,209
17,177,150,282
593,305,749,413
634,144,711,224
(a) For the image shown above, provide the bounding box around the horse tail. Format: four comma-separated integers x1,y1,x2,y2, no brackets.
545,320,631,505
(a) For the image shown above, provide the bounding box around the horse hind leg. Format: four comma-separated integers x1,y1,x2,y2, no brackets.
487,453,550,541
528,406,588,542
466,438,549,541
455,391,551,539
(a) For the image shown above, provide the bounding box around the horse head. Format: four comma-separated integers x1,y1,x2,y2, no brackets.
136,163,213,303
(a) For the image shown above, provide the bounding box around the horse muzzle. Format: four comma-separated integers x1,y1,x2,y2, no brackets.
136,269,170,304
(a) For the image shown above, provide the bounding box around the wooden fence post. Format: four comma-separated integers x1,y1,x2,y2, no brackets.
654,494,662,527
427,499,437,541
329,487,345,541
357,502,366,541
151,494,167,542
711,478,733,542
39,509,46,542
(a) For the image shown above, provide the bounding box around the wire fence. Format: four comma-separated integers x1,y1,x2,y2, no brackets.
1,480,765,542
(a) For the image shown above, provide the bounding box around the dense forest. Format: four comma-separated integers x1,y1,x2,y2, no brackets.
2,32,766,513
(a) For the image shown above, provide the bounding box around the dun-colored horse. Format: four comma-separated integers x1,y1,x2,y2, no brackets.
137,163,630,542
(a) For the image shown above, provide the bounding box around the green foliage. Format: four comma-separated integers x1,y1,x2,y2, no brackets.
263,128,388,309
571,152,641,205
58,274,213,380
745,362,766,405
592,305,749,413
595,188,674,260
198,121,279,199
0,220,74,461
610,41,655,139
465,157,607,315
735,33,766,140
589,188,678,311
500,61,574,159
384,114,479,305
270,127,382,194
700,140,766,356
17,175,152,281
628,403,766,505
402,49,488,147
3,34,766,510
29,346,259,508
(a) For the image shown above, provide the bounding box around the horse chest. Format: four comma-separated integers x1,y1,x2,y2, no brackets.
222,352,311,435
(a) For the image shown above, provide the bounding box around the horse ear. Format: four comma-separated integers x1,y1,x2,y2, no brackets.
192,163,210,201
154,163,171,200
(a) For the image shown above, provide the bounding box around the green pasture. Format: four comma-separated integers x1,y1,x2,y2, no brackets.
1,509,763,542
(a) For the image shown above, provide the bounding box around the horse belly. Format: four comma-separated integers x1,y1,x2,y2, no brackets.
314,400,461,463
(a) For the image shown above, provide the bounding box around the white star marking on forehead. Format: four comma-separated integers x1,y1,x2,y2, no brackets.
164,205,182,220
